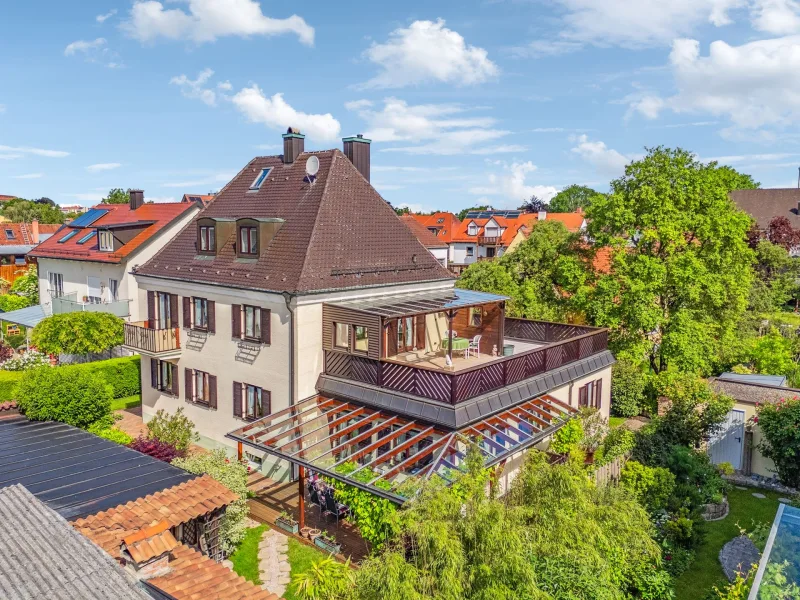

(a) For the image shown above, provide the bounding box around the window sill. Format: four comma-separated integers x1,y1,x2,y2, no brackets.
155,388,177,398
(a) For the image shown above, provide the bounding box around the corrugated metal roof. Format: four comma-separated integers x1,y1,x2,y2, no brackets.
0,484,151,600
0,303,51,328
718,372,788,387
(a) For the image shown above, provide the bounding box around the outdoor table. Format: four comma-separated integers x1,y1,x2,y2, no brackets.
442,337,470,357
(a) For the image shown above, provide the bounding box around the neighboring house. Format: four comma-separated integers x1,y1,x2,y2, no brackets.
0,194,17,203
730,188,800,232
0,221,60,265
181,193,216,207
409,212,461,269
707,373,798,479
400,215,450,268
29,191,198,321
59,203,90,215
127,129,613,496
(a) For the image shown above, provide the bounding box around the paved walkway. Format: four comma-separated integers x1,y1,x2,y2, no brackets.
115,406,147,438
259,528,291,597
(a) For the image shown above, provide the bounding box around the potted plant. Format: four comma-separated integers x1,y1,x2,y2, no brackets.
275,511,299,535
314,530,341,554
307,528,321,541
300,526,313,538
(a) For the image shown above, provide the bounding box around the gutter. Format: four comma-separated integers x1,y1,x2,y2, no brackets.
282,292,295,407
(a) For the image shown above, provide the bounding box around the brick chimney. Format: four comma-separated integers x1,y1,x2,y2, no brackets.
343,134,371,182
31,220,39,244
282,127,305,164
129,189,144,211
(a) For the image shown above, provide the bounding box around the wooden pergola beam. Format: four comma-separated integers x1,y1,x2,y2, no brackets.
334,421,419,468
348,426,436,478
273,407,368,451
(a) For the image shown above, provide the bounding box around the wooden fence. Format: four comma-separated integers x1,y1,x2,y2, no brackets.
592,453,630,487
0,264,29,288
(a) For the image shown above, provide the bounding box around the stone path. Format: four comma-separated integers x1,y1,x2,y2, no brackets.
259,528,291,597
719,535,760,582
752,492,766,499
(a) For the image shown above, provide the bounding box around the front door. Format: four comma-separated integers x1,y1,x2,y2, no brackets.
708,409,745,470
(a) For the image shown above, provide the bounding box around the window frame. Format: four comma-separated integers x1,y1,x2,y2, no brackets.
198,224,216,254
249,167,272,191
333,322,349,350
352,325,369,354
48,272,64,296
243,305,262,341
238,226,258,257
192,297,209,330
157,360,174,395
465,246,474,257
109,278,119,302
4,229,14,240
193,369,210,405
98,230,114,252
245,384,265,421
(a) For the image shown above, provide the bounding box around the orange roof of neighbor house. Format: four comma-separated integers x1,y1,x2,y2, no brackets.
455,212,587,245
122,520,180,564
0,222,61,246
29,201,197,264
148,543,281,600
73,475,239,560
181,193,216,207
400,215,449,248
0,195,17,202
410,212,461,243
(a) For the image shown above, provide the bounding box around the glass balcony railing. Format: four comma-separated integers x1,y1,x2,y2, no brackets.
52,292,131,318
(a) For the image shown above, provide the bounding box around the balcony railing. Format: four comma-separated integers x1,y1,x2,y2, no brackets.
124,321,181,355
478,235,500,245
52,292,130,318
323,318,608,405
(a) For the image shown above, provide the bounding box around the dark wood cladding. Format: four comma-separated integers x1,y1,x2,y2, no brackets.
124,321,181,354
504,318,597,343
451,301,502,355
323,321,609,406
322,304,381,360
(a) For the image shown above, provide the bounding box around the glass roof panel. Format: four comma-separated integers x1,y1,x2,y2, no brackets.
327,288,509,319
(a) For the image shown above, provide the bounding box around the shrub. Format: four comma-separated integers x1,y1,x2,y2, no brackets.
595,426,636,466
0,342,13,364
292,557,355,600
31,312,124,355
88,424,133,445
129,436,183,462
550,418,584,455
0,294,30,312
62,356,140,399
756,396,800,488
10,265,38,304
578,407,609,453
1,350,50,371
666,445,728,506
172,449,249,553
15,366,112,429
146,408,198,452
0,371,22,400
5,332,25,350
611,359,647,417
621,460,676,513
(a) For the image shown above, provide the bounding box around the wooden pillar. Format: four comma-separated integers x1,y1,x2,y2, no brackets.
298,465,306,530
237,441,243,462
447,309,455,363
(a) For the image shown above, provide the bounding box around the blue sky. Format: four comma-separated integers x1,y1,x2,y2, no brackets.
3,0,800,212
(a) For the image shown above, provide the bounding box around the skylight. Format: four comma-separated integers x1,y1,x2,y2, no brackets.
4,229,15,240
249,168,272,191
77,231,96,245
70,208,108,228
58,230,78,243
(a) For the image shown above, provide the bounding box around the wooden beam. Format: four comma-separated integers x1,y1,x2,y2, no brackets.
304,416,400,464
239,395,333,434
348,426,436,477
333,422,419,469
540,394,577,414
268,406,364,447
252,401,350,443
237,441,243,462
375,434,451,482
290,412,384,459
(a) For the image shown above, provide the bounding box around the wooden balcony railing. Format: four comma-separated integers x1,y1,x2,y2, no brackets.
124,321,180,354
478,235,500,245
323,318,608,405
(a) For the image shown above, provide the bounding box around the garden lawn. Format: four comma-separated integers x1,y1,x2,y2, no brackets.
231,524,268,584
674,487,782,599
608,416,627,428
110,395,141,411
284,537,328,600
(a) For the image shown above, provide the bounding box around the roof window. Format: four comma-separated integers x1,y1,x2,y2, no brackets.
77,231,96,245
58,230,78,243
249,168,272,191
4,229,14,240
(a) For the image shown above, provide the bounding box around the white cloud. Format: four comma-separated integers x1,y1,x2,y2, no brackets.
703,152,798,163
750,0,800,34
96,9,117,23
231,85,340,141
347,97,523,155
362,19,498,88
11,173,43,180
627,95,666,119
123,0,314,45
372,183,405,192
0,105,5,113
146,196,178,203
64,37,122,68
65,193,104,202
0,144,69,158
0,154,22,160
469,161,559,204
64,38,107,56
512,40,584,58
394,202,438,213
170,68,221,106
570,134,632,175
161,172,236,188
86,162,122,172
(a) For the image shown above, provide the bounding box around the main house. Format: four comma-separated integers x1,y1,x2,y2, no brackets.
128,129,613,498
29,193,198,321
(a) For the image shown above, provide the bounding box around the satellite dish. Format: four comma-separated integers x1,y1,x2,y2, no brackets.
305,155,320,178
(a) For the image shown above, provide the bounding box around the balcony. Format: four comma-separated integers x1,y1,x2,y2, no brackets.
477,235,500,245
123,321,181,358
52,292,130,318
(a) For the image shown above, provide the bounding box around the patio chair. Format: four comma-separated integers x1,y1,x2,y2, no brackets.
323,491,349,527
468,334,482,358
309,486,324,517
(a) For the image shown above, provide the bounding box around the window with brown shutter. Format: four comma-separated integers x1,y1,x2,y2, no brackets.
169,294,178,329
233,381,243,418
593,379,603,409
208,375,217,409
183,297,191,329
260,309,270,344
185,368,193,403
232,305,241,338
171,363,179,397
208,301,216,334
150,358,158,389
147,291,155,329
578,385,589,407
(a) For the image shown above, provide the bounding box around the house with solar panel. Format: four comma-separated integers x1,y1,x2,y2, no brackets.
125,129,613,522
28,192,198,323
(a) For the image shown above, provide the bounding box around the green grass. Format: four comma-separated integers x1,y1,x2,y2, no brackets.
110,394,141,411
674,487,782,599
231,524,268,585
608,416,627,428
284,537,328,600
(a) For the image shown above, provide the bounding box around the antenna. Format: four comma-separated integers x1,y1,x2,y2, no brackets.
305,155,320,183
797,166,799,189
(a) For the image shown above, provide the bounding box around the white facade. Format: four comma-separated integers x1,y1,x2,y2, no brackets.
428,246,448,268
37,208,197,322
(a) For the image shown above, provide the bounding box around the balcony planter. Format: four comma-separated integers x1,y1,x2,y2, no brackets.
314,534,341,554
275,515,299,535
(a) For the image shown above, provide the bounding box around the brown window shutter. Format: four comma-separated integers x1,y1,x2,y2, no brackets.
147,291,155,329
208,301,216,334
415,315,426,350
208,375,217,409
232,305,241,338
183,297,191,328
171,363,179,397
233,381,242,418
169,294,178,328
185,368,193,403
578,385,588,407
385,320,398,357
595,379,602,409
260,309,270,344
263,389,271,415
150,358,158,389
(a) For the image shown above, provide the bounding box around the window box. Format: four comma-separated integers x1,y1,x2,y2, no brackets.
314,534,341,554
275,514,299,535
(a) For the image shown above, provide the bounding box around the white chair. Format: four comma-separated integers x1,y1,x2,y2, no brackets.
467,335,482,358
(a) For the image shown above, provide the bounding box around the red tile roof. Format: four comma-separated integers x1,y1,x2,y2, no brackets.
455,212,586,245
122,520,180,564
409,212,461,243
400,215,448,248
29,202,197,264
182,194,216,207
136,150,453,293
0,223,60,246
0,195,17,202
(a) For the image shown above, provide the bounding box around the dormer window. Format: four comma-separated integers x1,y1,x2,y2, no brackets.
467,222,478,236
239,225,258,256
98,230,114,252
199,225,215,253
249,168,272,191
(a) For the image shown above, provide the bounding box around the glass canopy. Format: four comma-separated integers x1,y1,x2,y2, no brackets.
227,393,576,503
749,503,800,599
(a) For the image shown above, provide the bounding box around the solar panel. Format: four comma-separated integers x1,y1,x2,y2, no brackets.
77,231,96,244
57,230,78,243
69,208,108,228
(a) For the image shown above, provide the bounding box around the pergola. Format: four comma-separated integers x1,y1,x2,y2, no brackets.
227,393,576,528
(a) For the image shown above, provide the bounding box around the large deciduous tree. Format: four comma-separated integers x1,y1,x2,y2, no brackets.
518,195,549,214
0,198,64,224
585,147,756,374
101,188,130,204
548,184,600,213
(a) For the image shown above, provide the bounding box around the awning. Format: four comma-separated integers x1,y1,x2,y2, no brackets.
327,288,509,319
0,304,51,328
227,393,576,504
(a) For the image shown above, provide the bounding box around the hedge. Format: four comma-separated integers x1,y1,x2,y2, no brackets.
0,371,22,401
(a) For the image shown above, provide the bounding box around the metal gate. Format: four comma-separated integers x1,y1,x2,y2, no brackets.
708,409,745,470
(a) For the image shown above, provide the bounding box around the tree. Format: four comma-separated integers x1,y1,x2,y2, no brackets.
750,240,800,312
457,205,490,221
394,206,410,216
549,184,599,213
585,147,756,374
457,260,520,305
0,294,30,312
10,264,38,305
0,198,64,224
756,396,800,488
518,195,548,213
766,216,799,251
102,188,130,204
31,312,124,355
611,358,647,417
747,328,798,383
